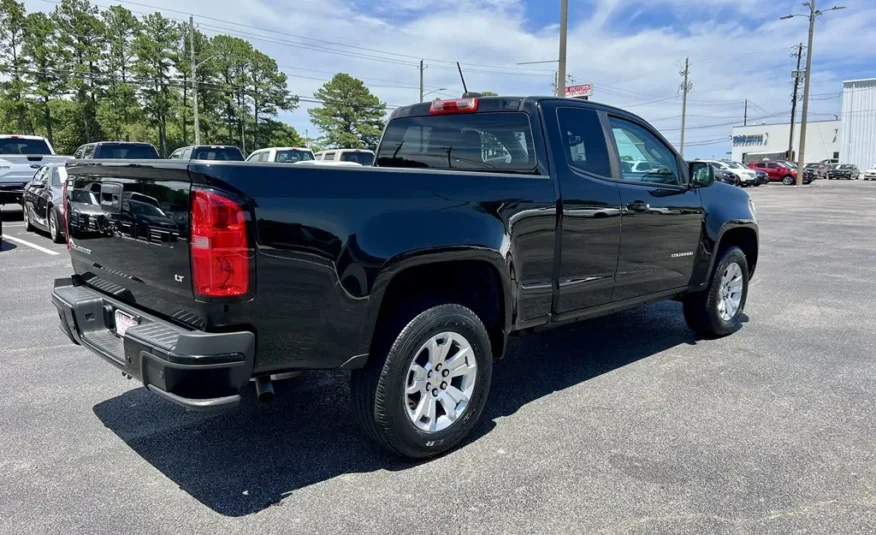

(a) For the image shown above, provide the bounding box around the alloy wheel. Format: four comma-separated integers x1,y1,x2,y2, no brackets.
404,331,478,433
717,262,744,322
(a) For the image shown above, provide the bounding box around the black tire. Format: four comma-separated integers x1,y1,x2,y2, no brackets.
23,205,33,231
682,246,749,338
350,304,493,459
782,175,794,185
49,208,63,243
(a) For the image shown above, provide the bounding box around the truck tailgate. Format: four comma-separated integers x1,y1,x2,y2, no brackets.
65,161,197,326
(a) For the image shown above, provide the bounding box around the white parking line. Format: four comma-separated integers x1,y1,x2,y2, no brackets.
2,235,60,255
4,223,24,228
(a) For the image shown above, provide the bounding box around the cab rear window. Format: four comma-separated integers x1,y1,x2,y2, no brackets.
376,112,537,174
0,138,52,155
192,147,244,161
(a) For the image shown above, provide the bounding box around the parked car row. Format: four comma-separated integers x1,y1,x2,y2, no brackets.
746,160,810,185
693,160,762,187
827,164,860,180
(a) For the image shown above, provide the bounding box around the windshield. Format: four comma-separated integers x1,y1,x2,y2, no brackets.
0,138,52,155
276,150,314,163
340,151,374,166
95,143,159,159
377,112,537,174
191,147,244,161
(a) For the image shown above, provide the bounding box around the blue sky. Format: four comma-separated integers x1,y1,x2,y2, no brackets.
24,0,876,158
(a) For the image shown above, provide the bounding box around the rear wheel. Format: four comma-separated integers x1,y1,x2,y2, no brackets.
782,175,794,185
683,246,749,338
351,304,492,458
49,208,63,243
23,205,33,231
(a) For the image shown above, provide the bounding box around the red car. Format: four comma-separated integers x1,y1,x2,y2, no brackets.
747,160,806,185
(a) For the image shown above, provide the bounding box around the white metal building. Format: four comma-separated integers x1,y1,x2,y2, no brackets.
730,120,840,164
840,78,876,170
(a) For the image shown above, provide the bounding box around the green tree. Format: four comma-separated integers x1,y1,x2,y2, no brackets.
480,91,499,96
0,0,29,132
309,73,386,149
247,50,296,150
53,0,106,143
22,12,68,146
260,119,302,148
210,35,253,147
99,5,141,141
133,12,179,156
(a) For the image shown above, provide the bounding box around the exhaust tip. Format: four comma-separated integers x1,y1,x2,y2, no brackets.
255,376,274,403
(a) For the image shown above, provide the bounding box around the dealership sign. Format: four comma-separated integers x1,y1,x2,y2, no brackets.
565,84,592,98
732,133,768,146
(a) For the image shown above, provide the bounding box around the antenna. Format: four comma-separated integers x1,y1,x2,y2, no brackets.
457,62,469,95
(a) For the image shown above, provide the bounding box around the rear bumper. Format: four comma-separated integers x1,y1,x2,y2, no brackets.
52,277,255,411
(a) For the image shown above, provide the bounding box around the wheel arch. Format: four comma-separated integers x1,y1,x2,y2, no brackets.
689,222,758,292
364,250,513,361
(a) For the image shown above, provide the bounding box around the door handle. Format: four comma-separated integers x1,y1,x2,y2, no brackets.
627,201,650,213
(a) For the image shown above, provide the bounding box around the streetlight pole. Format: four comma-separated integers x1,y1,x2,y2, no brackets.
781,2,846,185
422,87,447,100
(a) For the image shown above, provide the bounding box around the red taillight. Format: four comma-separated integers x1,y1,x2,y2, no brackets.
62,179,70,251
429,98,479,115
190,189,251,298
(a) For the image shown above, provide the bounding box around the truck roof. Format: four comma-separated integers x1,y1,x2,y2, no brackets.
0,134,48,140
389,96,653,124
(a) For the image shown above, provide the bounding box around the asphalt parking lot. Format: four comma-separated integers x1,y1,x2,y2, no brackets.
2,180,875,535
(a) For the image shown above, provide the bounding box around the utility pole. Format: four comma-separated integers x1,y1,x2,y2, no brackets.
788,43,804,161
557,0,568,97
744,99,748,126
190,15,200,145
419,60,424,103
796,8,816,185
679,58,691,157
781,1,847,185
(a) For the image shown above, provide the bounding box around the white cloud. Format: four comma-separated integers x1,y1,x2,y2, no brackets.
23,0,876,157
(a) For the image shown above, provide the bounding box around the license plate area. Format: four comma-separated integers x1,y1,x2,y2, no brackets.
114,309,139,338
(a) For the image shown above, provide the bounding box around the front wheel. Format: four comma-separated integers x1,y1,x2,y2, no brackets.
782,175,794,185
351,304,492,458
683,246,749,338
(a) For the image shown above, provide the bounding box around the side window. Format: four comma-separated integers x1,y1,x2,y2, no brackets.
608,117,680,186
324,152,335,161
767,163,778,169
73,146,84,159
556,108,611,177
182,148,192,160
169,150,181,160
83,144,96,159
50,168,61,187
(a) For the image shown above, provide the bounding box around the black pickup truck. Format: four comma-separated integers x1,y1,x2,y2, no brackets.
53,96,758,458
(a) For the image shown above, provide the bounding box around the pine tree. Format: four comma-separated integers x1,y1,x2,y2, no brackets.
99,5,141,141
0,0,29,133
309,73,386,149
22,12,68,147
53,0,106,143
133,12,179,156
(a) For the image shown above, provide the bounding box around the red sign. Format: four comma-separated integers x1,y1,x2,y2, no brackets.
565,83,592,98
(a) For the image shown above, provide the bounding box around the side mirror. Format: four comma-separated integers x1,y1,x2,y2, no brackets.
689,162,715,188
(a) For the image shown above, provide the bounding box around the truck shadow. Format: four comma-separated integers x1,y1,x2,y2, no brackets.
93,301,713,517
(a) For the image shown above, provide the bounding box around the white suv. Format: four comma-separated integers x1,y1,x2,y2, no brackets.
246,147,315,163
315,149,375,166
